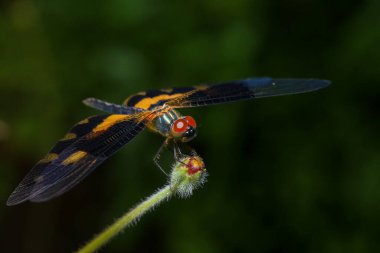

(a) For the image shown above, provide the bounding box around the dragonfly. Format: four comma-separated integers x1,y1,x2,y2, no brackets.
7,77,330,205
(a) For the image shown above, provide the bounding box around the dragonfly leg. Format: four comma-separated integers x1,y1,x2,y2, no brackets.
153,138,170,175
188,145,198,156
173,142,189,167
173,142,182,158
177,142,198,157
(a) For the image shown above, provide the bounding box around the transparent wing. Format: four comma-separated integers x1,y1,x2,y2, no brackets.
7,113,149,205
165,77,330,108
83,97,146,114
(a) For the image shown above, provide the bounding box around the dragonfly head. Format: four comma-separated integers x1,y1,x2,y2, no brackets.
170,116,197,142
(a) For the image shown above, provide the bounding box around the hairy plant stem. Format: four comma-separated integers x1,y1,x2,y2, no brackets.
76,155,206,253
76,185,173,253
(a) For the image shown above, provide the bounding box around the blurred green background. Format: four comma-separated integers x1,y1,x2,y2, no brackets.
1,0,379,252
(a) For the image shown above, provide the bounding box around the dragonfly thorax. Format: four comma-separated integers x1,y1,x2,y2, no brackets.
150,109,197,142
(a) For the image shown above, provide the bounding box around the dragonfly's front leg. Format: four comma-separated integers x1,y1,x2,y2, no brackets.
173,142,183,160
174,142,198,158
173,142,193,168
153,138,171,175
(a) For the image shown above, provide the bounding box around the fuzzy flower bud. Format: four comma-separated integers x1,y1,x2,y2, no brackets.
169,155,207,198
77,153,207,253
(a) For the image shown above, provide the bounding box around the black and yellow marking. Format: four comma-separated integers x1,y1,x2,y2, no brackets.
92,115,129,133
39,153,59,164
123,78,328,110
7,114,149,205
160,88,174,93
123,87,197,110
62,151,88,165
61,133,77,141
47,116,106,156
74,114,148,157
78,118,89,125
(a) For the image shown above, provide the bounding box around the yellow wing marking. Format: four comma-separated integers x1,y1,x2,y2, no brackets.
62,151,87,165
123,96,132,105
194,84,209,90
39,153,59,164
61,133,77,141
78,118,89,125
123,91,146,105
134,94,184,109
160,88,173,93
92,115,129,133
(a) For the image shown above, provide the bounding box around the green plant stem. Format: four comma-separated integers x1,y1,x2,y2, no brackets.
76,155,206,253
77,185,172,253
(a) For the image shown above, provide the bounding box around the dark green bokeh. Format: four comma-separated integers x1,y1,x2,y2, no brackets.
1,0,379,252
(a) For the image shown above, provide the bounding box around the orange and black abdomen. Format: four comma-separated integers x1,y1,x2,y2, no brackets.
123,87,196,110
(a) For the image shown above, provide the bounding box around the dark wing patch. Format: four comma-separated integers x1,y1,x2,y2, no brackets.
29,154,103,202
7,113,149,205
83,98,146,114
165,78,330,108
48,115,106,156
123,87,196,110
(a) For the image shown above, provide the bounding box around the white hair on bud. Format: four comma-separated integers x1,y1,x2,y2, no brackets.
175,170,208,198
168,156,208,199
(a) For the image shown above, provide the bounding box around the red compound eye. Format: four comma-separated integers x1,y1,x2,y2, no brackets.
173,119,188,133
186,116,196,128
